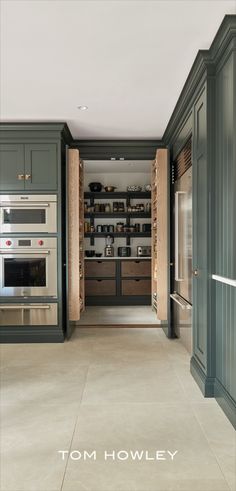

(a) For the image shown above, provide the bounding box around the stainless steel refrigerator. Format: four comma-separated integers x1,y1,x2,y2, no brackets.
171,166,192,354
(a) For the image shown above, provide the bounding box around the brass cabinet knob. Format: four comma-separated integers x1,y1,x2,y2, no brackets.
17,174,25,180
25,174,31,181
193,269,199,277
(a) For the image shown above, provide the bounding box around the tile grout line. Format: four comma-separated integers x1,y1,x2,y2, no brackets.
166,352,232,490
190,404,234,491
59,363,91,491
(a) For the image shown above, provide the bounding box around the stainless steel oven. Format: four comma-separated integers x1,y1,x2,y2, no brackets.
0,238,57,297
0,303,58,326
0,195,57,234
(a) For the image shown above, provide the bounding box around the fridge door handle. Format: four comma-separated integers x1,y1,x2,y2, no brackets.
170,293,192,310
175,191,185,281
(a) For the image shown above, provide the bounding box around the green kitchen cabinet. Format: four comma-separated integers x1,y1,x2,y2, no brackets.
0,142,57,191
24,143,58,190
0,144,25,190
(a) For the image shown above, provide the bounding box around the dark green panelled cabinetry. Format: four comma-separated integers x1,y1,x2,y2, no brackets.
24,143,57,190
0,123,72,343
214,45,236,425
0,144,25,190
192,87,209,376
164,15,236,427
0,142,57,191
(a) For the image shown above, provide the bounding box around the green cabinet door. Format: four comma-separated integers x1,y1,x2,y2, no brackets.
192,86,208,372
24,143,58,190
0,144,25,190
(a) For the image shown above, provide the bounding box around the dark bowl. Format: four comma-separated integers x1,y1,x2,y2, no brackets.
89,182,102,192
85,250,95,257
95,253,103,257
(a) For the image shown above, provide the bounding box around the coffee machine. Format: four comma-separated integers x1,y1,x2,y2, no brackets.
104,235,114,257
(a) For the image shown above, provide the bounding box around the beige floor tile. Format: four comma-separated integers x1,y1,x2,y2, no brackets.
62,403,229,491
0,364,88,406
81,361,186,404
192,403,236,491
171,362,216,403
0,335,93,369
0,403,78,491
77,306,159,325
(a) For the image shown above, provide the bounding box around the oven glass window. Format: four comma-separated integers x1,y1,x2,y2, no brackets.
3,209,46,224
4,258,46,287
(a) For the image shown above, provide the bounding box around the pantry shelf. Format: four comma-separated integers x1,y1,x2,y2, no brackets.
84,212,151,219
84,191,151,199
85,232,151,238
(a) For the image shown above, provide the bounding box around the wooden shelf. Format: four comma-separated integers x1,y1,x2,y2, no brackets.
84,191,151,199
85,232,151,238
85,212,151,219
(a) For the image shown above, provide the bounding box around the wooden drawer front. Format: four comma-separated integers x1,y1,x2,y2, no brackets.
85,261,116,278
85,280,116,296
122,279,151,296
121,260,151,277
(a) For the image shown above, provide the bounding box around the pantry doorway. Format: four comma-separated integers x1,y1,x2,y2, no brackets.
67,149,168,331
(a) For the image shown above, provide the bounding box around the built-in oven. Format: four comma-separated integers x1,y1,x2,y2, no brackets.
0,238,57,297
0,303,58,326
0,195,57,234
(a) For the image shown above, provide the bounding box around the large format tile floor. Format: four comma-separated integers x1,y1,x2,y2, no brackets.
0,327,235,491
77,306,160,325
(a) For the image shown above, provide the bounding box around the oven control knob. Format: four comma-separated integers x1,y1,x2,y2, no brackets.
6,240,12,246
38,240,44,246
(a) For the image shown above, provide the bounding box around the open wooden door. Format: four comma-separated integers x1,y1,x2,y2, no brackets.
66,149,84,338
152,148,169,325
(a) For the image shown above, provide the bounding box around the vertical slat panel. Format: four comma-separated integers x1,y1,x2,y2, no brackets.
68,149,80,321
214,50,236,407
152,148,168,321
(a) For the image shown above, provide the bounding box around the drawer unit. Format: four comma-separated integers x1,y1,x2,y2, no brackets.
122,279,151,296
0,303,58,326
85,279,116,296
85,260,116,278
121,260,151,277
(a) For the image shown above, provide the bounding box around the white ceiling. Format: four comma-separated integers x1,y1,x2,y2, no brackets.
1,0,235,139
85,160,151,173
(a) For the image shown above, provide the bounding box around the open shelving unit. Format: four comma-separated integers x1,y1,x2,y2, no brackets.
84,191,151,245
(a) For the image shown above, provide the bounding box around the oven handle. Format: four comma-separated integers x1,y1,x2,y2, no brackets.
0,250,50,255
0,202,50,207
0,305,50,310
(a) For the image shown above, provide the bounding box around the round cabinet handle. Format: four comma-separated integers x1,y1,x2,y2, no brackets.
17,174,25,180
25,174,31,181
135,279,141,282
193,269,199,277
135,260,140,264
97,279,102,282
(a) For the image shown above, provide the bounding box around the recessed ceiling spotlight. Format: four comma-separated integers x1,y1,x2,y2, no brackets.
77,105,88,111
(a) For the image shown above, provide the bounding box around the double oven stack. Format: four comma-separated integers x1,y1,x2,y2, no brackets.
0,195,58,327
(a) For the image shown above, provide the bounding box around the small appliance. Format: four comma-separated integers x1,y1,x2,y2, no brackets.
104,236,114,257
118,247,131,257
0,195,57,234
137,246,151,257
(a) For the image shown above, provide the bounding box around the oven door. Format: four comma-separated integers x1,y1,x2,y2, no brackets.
0,249,57,297
0,195,57,233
